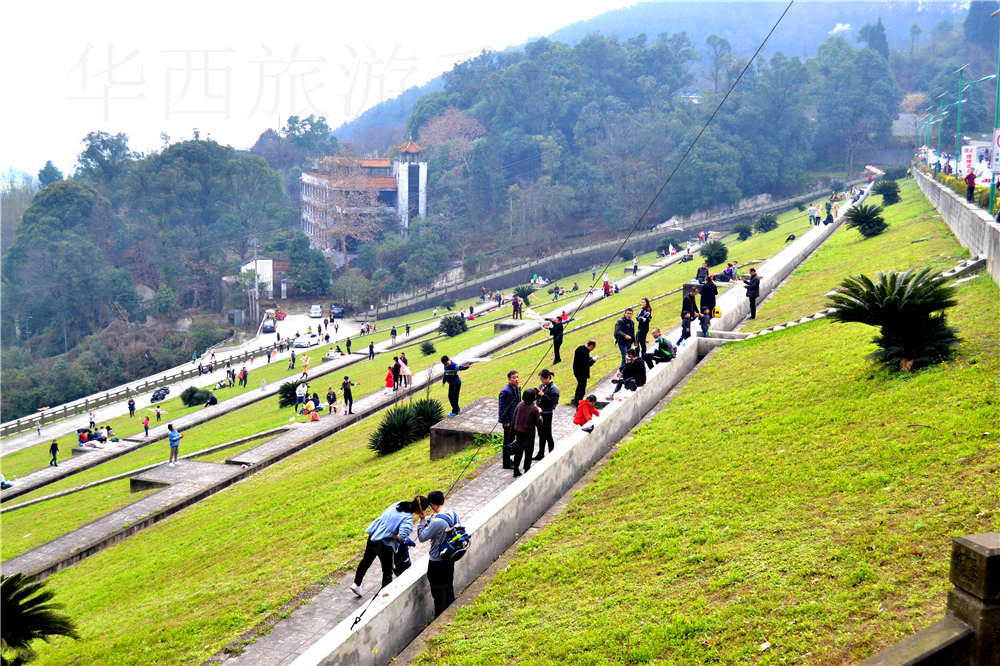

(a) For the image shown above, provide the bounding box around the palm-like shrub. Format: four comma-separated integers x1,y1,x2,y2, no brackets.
438,315,468,337
845,203,888,239
368,405,423,455
410,397,445,436
656,236,681,254
420,340,436,356
439,299,456,311
754,214,778,233
512,284,535,305
872,180,901,205
277,381,300,408
699,240,728,267
825,267,960,372
1,573,79,665
732,223,753,241
180,386,210,407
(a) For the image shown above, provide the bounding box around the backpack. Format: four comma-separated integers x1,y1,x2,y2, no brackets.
713,306,722,318
435,511,472,562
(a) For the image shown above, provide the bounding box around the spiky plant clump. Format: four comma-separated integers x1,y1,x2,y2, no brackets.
410,398,445,436
368,405,423,455
872,180,901,205
512,284,535,305
438,315,468,337
277,381,301,408
180,386,211,407
845,203,889,239
1,573,79,666
439,299,456,311
754,214,778,233
420,340,436,356
732,223,753,241
825,267,960,372
699,240,729,267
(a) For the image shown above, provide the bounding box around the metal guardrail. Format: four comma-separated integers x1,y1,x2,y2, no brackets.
0,339,285,439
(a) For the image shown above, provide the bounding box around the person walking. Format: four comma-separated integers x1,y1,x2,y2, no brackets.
391,326,397,344
34,418,41,436
89,412,96,429
128,397,136,417
700,276,718,315
572,340,597,406
167,424,183,467
636,298,652,356
341,376,359,414
369,341,375,361
548,317,564,364
405,323,410,338
143,415,150,437
511,389,542,477
533,369,560,461
417,490,460,617
295,382,309,410
742,268,760,319
964,169,977,203
613,308,635,368
440,355,473,416
350,496,429,597
498,370,521,470
681,287,699,318
48,439,59,467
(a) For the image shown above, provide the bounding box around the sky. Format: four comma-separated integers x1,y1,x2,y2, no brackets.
0,0,639,177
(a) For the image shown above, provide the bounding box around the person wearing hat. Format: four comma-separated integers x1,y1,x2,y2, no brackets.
417,490,460,617
350,495,430,597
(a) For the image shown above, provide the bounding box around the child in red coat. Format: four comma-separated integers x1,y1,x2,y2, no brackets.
573,395,600,426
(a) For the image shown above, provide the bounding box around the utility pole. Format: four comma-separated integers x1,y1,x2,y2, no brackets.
250,233,261,322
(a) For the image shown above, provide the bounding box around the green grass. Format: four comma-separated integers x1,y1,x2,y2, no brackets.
414,188,1000,666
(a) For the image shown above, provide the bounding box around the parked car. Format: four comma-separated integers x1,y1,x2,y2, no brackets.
151,386,170,403
309,304,323,318
294,334,321,348
274,309,287,320
262,318,276,334
329,303,345,319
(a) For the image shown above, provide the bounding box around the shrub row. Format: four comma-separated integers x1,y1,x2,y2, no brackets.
934,171,998,215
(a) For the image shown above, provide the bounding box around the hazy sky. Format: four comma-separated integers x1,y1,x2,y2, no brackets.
1,0,639,176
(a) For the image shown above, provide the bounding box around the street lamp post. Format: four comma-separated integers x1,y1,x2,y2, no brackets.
954,64,997,174
989,8,1000,217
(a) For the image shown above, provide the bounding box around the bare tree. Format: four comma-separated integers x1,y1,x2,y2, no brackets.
307,156,381,268
1,168,37,256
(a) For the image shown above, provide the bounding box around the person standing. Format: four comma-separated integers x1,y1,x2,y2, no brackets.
128,397,136,417
350,496,428,597
548,317,564,364
167,424,183,467
291,349,297,368
391,356,402,391
613,308,635,368
964,169,977,203
498,370,521,470
417,490,460,617
742,268,760,320
34,418,41,436
700,276,718,315
399,353,411,386
391,326,397,344
326,386,337,414
511,389,542,477
440,355,473,416
369,341,375,361
346,337,352,355
592,265,597,282
155,407,162,422
89,412,96,429
49,439,59,467
533,369,560,461
632,256,639,276
807,204,815,225
341,376,359,414
681,287,699,318
572,340,597,406
636,298,652,356
696,263,709,283
405,323,410,338
143,415,150,437
295,382,309,410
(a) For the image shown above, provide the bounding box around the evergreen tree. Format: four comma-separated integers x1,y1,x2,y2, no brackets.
37,160,63,187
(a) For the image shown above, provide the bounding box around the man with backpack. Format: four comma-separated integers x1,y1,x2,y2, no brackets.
417,490,469,618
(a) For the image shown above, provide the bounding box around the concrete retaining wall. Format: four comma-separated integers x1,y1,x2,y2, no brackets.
913,171,1000,285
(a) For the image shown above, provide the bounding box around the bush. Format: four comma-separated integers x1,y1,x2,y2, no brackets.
797,203,807,212
831,179,845,191
872,180,901,205
439,299,456,311
883,166,909,180
180,386,211,407
618,248,635,262
732,223,753,241
368,405,423,455
826,267,959,372
512,284,535,305
699,240,728,267
420,340,436,356
845,203,888,239
410,397,445,436
754,214,778,234
277,381,300,409
656,236,682,255
438,315,468,337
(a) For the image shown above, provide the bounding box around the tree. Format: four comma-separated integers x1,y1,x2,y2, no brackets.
700,240,728,266
872,180,901,205
868,18,890,60
1,169,37,257
283,115,338,157
1,573,79,665
754,214,778,233
438,314,468,337
825,268,960,371
75,131,138,200
965,1,1000,53
307,156,382,267
845,203,888,238
285,231,331,294
909,23,922,57
37,161,63,187
704,35,733,94
219,155,288,263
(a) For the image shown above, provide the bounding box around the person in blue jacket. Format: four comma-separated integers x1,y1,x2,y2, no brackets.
440,355,473,416
350,495,429,597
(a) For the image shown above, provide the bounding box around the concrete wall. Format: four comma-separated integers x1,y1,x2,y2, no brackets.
913,171,1000,286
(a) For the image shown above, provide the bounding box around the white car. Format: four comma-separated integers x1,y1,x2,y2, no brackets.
294,334,320,348
309,304,323,318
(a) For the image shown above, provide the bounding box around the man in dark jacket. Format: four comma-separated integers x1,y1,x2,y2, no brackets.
572,340,597,406
548,317,564,364
613,309,635,368
742,268,761,319
700,277,718,314
441,355,473,416
696,263,709,283
498,371,521,470
681,287,699,318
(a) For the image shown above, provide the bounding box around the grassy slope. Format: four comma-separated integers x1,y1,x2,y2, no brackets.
416,185,1000,665
21,202,821,665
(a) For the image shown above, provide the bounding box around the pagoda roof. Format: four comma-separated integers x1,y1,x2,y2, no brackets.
394,140,425,154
